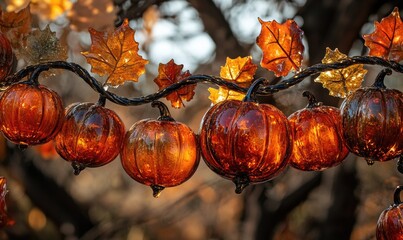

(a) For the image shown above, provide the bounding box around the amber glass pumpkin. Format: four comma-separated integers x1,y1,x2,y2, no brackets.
341,69,403,164
288,91,349,171
121,101,200,197
0,33,13,82
376,185,403,240
0,83,64,147
200,79,292,193
55,100,125,175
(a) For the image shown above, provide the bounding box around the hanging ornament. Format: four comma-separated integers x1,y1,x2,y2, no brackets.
376,185,403,240
0,82,64,147
340,68,403,165
288,91,349,171
120,101,200,197
55,97,125,175
200,79,292,193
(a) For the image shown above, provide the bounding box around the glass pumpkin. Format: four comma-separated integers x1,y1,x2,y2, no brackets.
376,185,403,240
199,79,292,193
0,177,13,228
55,102,125,175
288,91,349,171
341,69,403,164
0,83,64,147
121,101,200,197
0,33,13,82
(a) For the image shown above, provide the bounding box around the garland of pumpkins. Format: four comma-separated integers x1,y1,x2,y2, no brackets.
0,31,402,238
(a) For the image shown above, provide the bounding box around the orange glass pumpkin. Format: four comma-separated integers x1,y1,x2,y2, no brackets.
121,101,200,197
55,101,125,175
200,79,292,193
341,69,403,164
0,83,64,147
288,91,349,171
376,185,403,240
0,33,13,82
0,177,14,228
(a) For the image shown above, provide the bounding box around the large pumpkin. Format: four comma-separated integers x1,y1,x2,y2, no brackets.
55,101,125,175
121,101,200,197
200,79,292,193
0,82,64,147
340,68,403,164
288,91,349,171
376,185,403,240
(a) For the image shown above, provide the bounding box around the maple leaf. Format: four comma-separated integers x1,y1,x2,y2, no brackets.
154,59,194,108
208,88,245,104
82,19,148,87
0,5,32,47
315,48,367,98
17,25,67,65
363,7,403,62
0,177,13,228
209,56,257,104
256,18,304,77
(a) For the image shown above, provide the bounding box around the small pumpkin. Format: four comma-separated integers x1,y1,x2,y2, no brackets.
55,99,125,175
376,185,403,240
0,33,14,82
0,82,64,147
199,79,292,193
121,101,200,197
341,68,403,164
288,91,349,171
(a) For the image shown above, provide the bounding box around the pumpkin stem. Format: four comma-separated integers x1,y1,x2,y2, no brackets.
151,185,165,198
233,174,250,194
27,65,48,86
372,68,392,89
151,101,174,121
302,91,322,108
72,162,86,175
243,78,266,102
96,95,107,107
397,155,403,174
393,185,402,205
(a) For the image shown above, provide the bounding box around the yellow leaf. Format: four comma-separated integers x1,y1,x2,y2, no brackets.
31,0,72,21
82,19,149,87
208,56,256,104
315,48,367,98
208,87,246,104
220,56,257,87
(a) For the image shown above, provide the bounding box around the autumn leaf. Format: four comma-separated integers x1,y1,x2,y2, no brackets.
315,48,367,98
17,25,67,65
363,7,403,62
0,5,32,47
208,56,257,104
256,18,304,77
0,177,13,228
154,59,194,108
31,0,72,21
82,19,148,87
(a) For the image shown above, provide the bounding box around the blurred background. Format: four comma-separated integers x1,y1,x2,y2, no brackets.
0,0,402,239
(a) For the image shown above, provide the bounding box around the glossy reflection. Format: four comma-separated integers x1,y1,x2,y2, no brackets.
55,102,125,170
121,119,200,196
288,106,349,171
200,100,292,192
0,83,64,146
376,186,403,240
341,87,403,162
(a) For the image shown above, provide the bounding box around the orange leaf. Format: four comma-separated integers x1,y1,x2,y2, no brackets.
154,59,194,109
208,87,245,104
220,56,257,87
0,5,32,47
82,19,148,87
0,177,14,228
363,7,403,62
256,18,304,76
